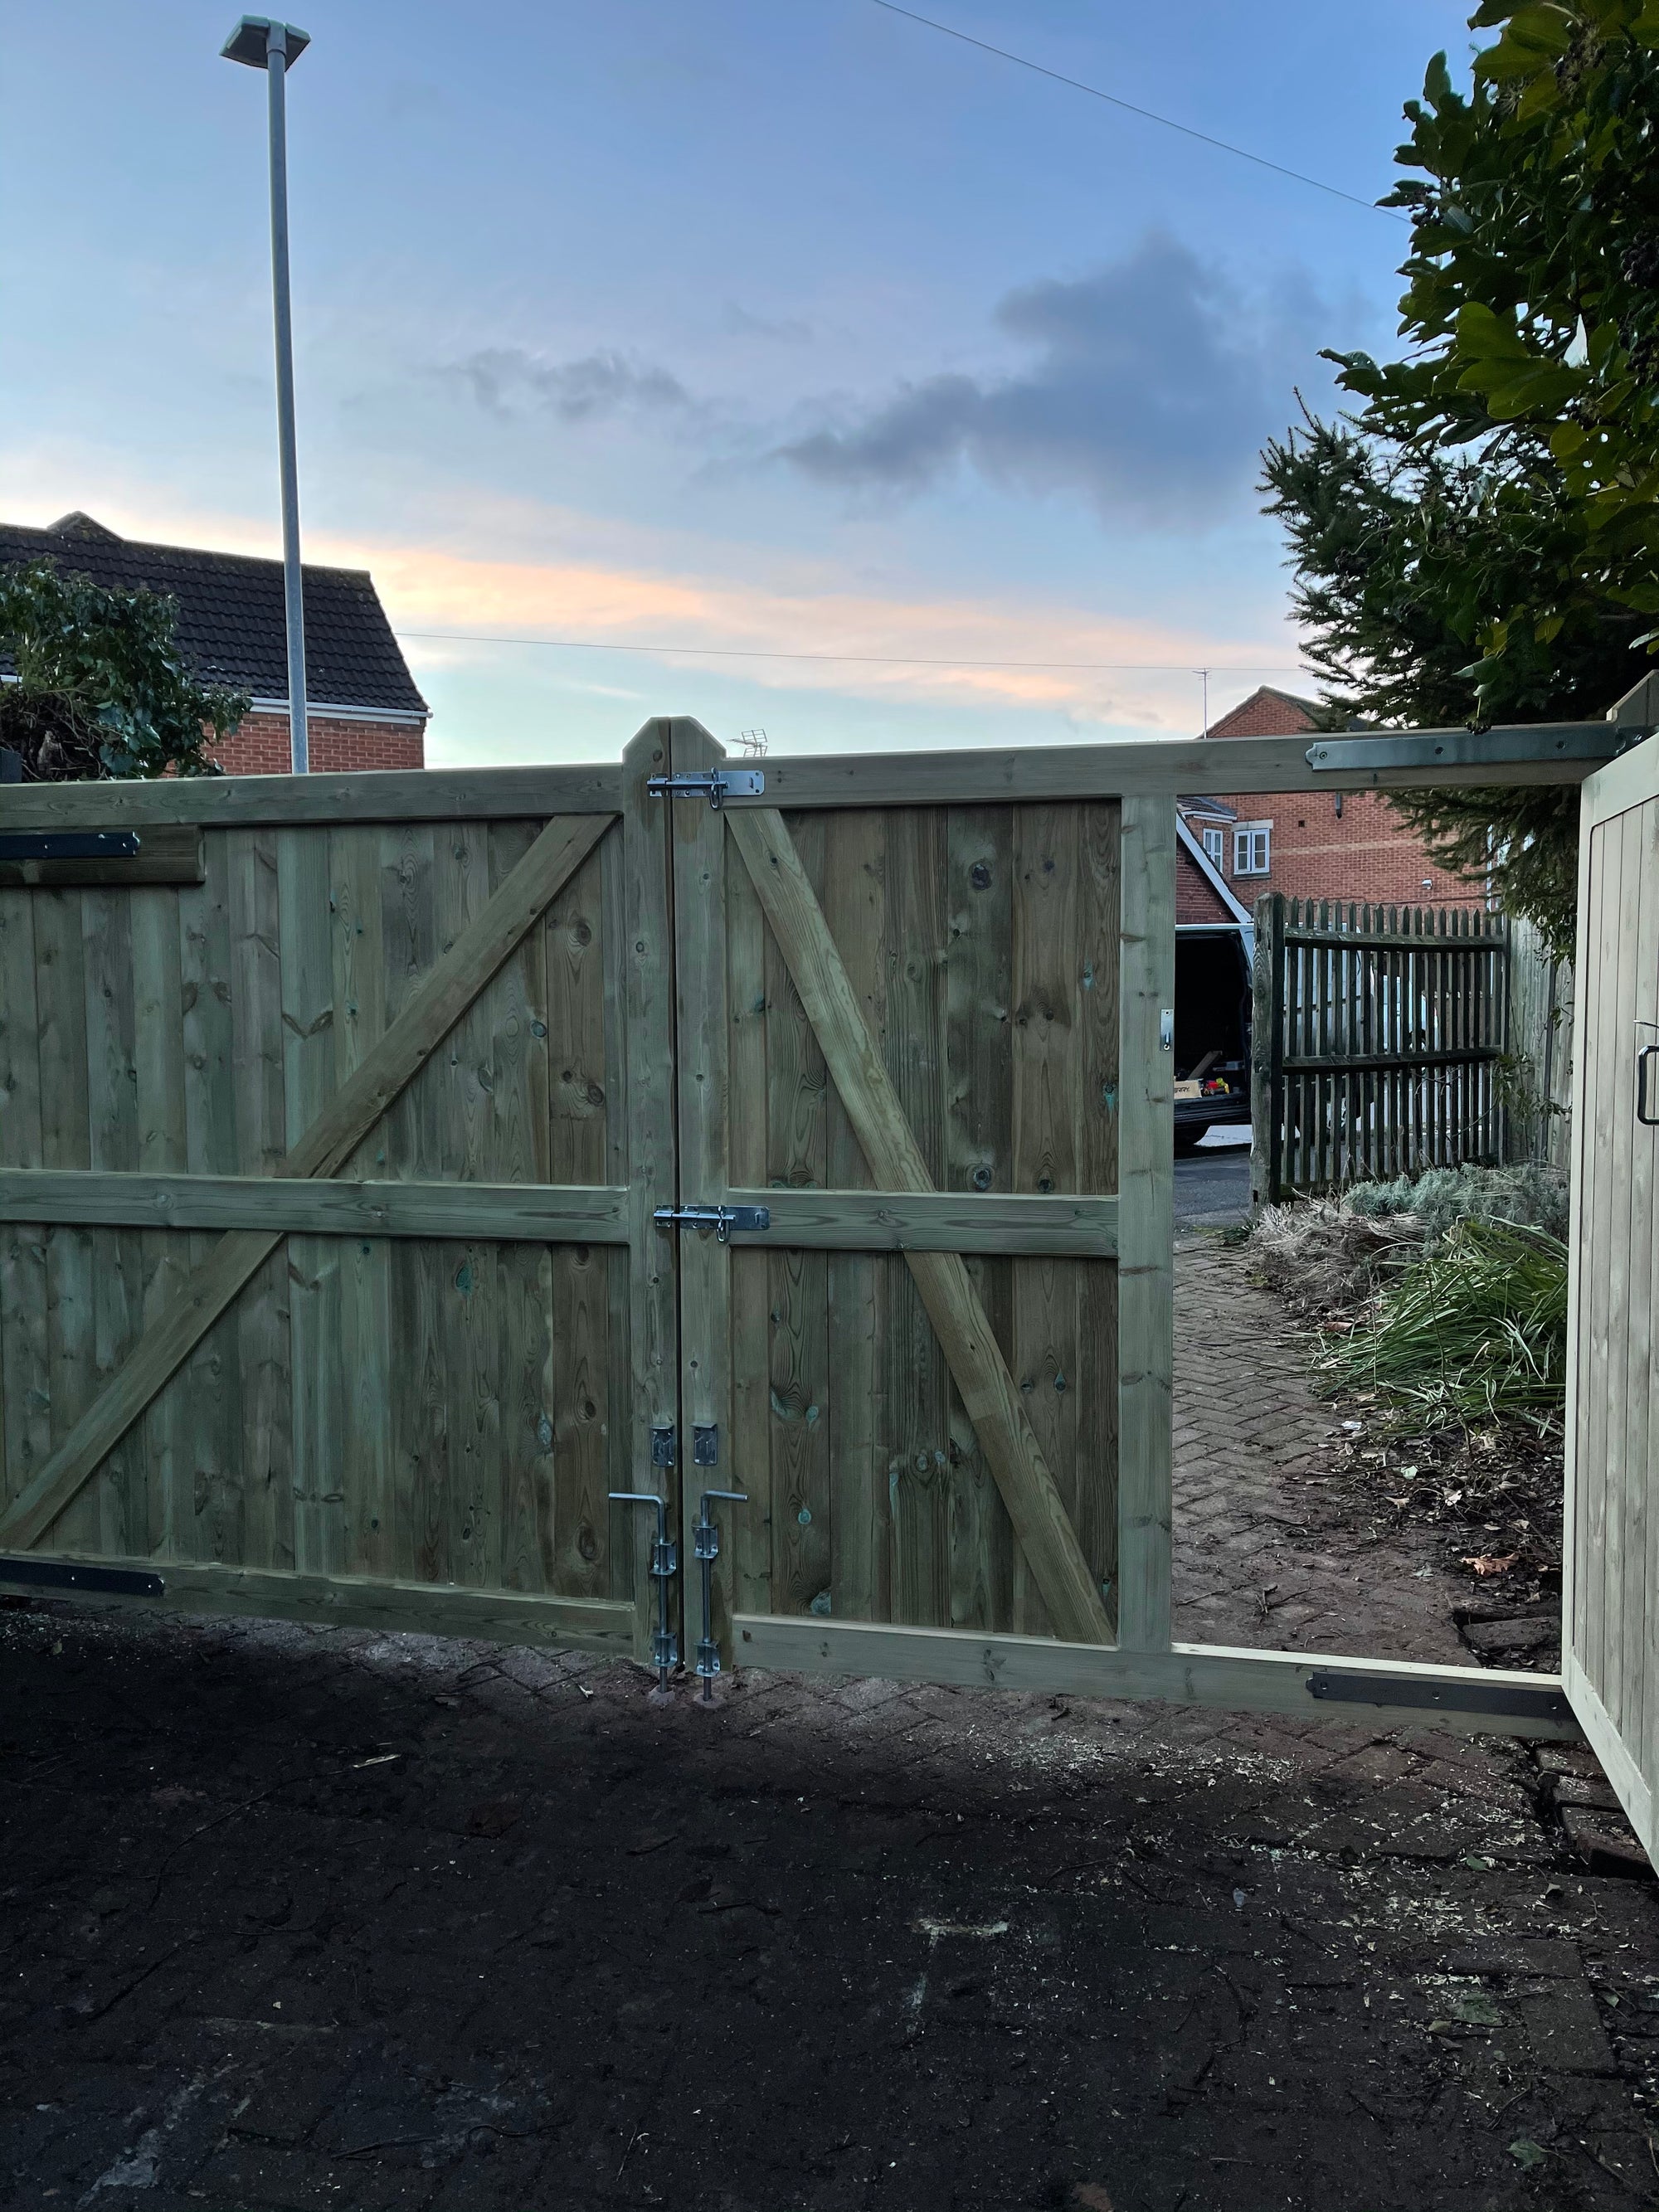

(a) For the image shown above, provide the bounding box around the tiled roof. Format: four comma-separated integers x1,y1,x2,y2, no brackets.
0,513,427,716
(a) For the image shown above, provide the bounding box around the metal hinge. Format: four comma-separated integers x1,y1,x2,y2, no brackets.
0,831,141,862
653,1203,771,1243
645,769,765,811
1305,723,1637,775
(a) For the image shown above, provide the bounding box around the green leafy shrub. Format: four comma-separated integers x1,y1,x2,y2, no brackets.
0,558,246,780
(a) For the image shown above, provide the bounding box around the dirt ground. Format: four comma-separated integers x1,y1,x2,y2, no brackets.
3,1239,1656,2212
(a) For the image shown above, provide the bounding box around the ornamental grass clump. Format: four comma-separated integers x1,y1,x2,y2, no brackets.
1321,1218,1568,1429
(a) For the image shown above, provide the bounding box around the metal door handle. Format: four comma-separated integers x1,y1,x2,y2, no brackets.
1639,1043,1659,1127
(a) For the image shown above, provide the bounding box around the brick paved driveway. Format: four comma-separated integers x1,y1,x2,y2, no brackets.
2,1240,1653,2212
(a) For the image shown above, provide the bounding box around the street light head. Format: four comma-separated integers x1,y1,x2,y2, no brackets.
221,17,311,68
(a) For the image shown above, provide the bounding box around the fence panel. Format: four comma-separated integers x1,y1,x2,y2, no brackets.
1251,897,1511,1203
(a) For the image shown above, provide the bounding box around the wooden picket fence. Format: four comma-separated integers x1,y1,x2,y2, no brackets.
1250,897,1511,1203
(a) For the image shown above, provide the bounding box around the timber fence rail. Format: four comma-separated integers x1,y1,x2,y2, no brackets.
1251,897,1511,1204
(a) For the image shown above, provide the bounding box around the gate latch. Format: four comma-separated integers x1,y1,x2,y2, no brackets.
654,1203,771,1243
646,769,765,811
609,1491,679,1691
693,1490,747,1700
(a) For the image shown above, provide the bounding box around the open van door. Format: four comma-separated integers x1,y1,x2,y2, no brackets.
1564,728,1659,1850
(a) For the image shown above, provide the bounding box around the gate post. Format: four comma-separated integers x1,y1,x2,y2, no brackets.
1251,892,1286,1208
1117,795,1175,1653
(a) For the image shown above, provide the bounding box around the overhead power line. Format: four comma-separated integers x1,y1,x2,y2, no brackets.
397,628,1311,674
868,1,1408,221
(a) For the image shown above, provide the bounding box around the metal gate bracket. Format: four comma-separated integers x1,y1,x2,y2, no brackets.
0,831,141,862
1307,1669,1573,1724
1306,723,1639,776
646,769,765,811
651,1425,676,1468
693,1490,747,1699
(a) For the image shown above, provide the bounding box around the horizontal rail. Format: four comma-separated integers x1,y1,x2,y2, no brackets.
747,727,1622,809
734,1615,1579,1741
0,1171,630,1242
1279,1047,1505,1076
1282,927,1505,952
0,1555,637,1650
721,1187,1118,1256
0,764,625,829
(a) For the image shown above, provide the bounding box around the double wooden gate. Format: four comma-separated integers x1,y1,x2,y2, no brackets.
0,714,1626,1740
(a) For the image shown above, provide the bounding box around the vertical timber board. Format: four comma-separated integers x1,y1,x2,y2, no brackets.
622,727,679,1657
820,810,890,1625
328,823,393,1579
945,807,1013,1632
230,829,292,1572
542,820,612,1600
82,887,144,1558
1117,795,1175,1652
131,888,188,1561
0,891,49,1511
279,826,344,1577
670,721,734,1660
1623,797,1658,1779
178,833,241,1565
34,891,96,1556
761,811,833,1619
489,819,556,1599
726,824,776,1618
883,809,949,1630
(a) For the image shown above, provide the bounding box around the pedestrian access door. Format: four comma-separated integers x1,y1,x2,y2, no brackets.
662,724,1162,1666
1563,732,1659,1845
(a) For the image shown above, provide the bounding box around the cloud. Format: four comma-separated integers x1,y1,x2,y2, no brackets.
455,346,691,422
719,301,812,343
777,233,1314,527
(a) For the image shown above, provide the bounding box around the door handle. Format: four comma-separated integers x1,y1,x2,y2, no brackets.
1639,1043,1659,1127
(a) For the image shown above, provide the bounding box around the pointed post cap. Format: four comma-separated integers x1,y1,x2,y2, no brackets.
221,17,311,66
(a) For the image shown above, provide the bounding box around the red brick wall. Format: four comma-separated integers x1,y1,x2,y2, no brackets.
209,711,426,776
1176,841,1235,923
1201,687,1486,912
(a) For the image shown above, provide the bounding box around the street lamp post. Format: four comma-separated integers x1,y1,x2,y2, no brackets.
222,16,313,775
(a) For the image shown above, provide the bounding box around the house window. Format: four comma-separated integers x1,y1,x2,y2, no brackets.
1201,827,1224,868
1233,823,1272,876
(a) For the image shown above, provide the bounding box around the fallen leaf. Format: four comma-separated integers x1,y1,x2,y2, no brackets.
353,1753,400,1770
1462,1854,1495,1870
1462,1553,1520,1578
1508,2139,1548,2171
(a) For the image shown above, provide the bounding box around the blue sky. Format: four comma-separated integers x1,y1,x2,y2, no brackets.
0,0,1479,763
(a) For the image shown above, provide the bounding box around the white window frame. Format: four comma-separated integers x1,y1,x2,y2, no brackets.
1200,826,1225,868
1233,822,1272,877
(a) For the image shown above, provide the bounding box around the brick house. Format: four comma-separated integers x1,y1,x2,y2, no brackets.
1179,683,1486,914
0,512,426,773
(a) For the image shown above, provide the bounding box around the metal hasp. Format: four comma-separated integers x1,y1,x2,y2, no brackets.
645,769,766,812
1306,722,1640,777
0,833,140,863
1306,1669,1574,1725
608,1492,679,1689
0,1556,164,1598
653,1203,771,1244
692,1490,748,1700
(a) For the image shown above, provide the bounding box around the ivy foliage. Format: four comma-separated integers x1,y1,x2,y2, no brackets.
1262,1,1659,955
0,559,246,780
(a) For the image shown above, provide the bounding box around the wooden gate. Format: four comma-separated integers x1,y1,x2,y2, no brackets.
1562,732,1659,1843
0,712,1626,1740
0,731,674,1654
